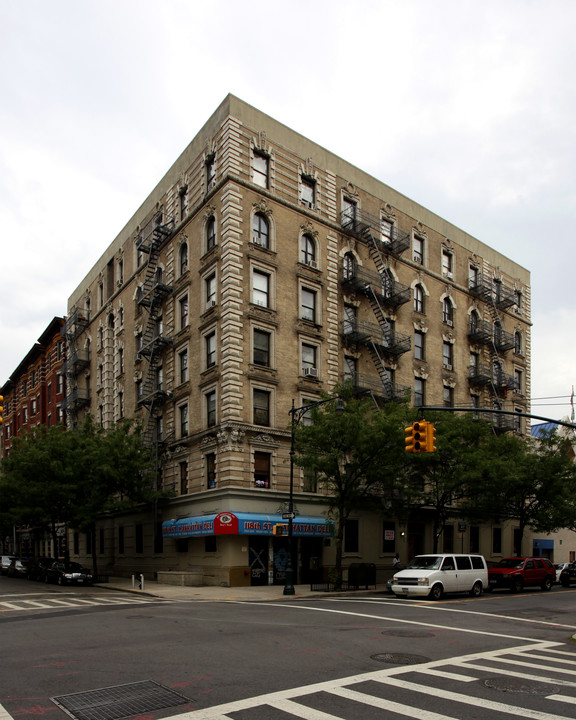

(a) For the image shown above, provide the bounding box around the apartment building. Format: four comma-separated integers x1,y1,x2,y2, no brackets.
61,95,531,585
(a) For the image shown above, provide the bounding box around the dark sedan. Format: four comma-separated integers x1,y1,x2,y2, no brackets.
7,558,31,578
44,561,93,586
27,556,57,582
560,561,576,587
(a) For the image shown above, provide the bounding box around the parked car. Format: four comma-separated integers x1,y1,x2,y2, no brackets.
554,562,570,583
7,558,31,578
27,557,57,582
559,561,576,587
1,555,17,575
44,561,93,586
391,553,488,600
487,557,555,592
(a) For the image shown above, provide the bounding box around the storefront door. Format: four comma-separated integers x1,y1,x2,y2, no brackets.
249,537,268,586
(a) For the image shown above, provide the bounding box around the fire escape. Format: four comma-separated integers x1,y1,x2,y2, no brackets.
468,273,517,432
135,212,175,452
340,207,411,404
61,309,90,425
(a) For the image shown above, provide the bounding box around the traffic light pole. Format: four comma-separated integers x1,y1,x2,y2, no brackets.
417,406,576,430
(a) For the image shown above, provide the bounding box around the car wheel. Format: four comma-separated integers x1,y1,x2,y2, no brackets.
541,576,553,591
429,584,444,601
469,581,483,597
511,577,523,593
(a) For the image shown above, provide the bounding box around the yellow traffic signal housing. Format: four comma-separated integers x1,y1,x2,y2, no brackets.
273,524,288,536
427,422,437,452
405,424,416,453
413,420,428,452
0,394,3,425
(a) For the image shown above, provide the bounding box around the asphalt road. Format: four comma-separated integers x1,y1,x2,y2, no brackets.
1,576,575,720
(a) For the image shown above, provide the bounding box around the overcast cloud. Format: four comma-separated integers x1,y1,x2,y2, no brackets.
1,0,574,421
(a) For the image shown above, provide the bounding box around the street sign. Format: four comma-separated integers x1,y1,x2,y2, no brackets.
282,512,296,519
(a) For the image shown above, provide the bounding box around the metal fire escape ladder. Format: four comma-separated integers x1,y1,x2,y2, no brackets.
135,214,175,450
362,284,395,399
60,309,90,425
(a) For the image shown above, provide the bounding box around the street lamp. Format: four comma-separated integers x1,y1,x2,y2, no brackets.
284,394,345,595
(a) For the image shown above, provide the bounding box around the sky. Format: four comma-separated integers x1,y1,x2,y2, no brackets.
1,0,574,422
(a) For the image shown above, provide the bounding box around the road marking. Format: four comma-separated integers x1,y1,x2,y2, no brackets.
419,668,477,681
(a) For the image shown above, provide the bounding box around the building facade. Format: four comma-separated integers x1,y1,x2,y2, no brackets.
55,96,536,584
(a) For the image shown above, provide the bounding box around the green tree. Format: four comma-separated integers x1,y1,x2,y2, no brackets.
293,390,408,587
0,416,155,575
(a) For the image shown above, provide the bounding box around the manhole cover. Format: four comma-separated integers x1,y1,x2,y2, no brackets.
484,677,560,695
51,680,190,720
381,629,434,638
371,652,430,664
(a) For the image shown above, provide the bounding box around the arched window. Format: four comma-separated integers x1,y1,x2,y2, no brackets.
414,284,424,313
514,331,522,355
301,234,316,266
442,298,453,325
469,310,479,332
206,216,216,251
343,252,356,280
179,243,188,276
252,212,269,248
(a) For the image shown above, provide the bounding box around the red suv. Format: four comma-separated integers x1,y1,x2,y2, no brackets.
488,557,555,593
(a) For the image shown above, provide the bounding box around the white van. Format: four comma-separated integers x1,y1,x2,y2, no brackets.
391,553,488,600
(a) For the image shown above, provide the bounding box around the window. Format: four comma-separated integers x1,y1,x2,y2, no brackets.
342,197,356,229
98,282,104,307
300,234,316,266
205,273,216,308
514,331,523,356
253,329,271,367
206,155,216,189
414,284,424,313
206,453,216,489
252,270,270,307
443,341,453,369
179,186,188,220
253,152,269,188
117,259,124,285
155,366,163,392
492,527,502,554
301,288,317,323
514,369,523,393
514,408,523,433
136,379,143,402
443,386,454,407
442,250,453,278
206,216,216,251
413,235,424,264
179,404,189,437
469,352,479,377
343,304,356,335
57,374,64,394
302,343,317,376
381,218,393,244
179,348,188,383
301,176,315,207
343,252,356,280
442,298,454,325
206,331,216,368
344,519,359,553
179,294,189,330
344,356,357,382
118,391,124,418
252,212,269,248
414,378,425,407
179,243,188,276
155,416,163,442
414,331,425,360
469,310,479,333
382,521,396,553
253,389,270,426
254,451,270,488
180,461,188,495
514,290,522,313
206,390,217,427
469,265,479,290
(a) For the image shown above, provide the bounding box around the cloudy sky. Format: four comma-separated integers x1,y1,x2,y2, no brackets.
1,0,574,422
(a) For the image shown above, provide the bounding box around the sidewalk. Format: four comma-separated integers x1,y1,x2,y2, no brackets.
95,576,389,602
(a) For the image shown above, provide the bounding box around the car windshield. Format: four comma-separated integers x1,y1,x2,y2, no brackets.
66,563,86,572
405,555,443,570
495,558,525,569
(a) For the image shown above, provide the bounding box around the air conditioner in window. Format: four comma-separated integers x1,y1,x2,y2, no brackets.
303,367,318,378
444,271,454,280
445,320,454,327
443,363,453,371
305,259,318,269
206,299,216,309
413,255,423,264
253,235,266,246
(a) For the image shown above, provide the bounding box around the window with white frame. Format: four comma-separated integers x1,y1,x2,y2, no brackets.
206,390,217,427
344,356,357,382
205,273,216,309
443,386,454,407
413,235,424,264
443,297,454,325
300,234,316,266
179,294,189,330
301,287,317,323
381,217,393,244
442,250,453,278
414,377,425,406
301,343,317,377
205,330,216,368
443,341,453,370
514,331,523,356
301,176,315,207
414,284,424,313
342,197,356,229
179,348,188,384
469,265,479,290
253,152,269,188
253,329,271,367
254,451,271,488
414,330,425,360
343,252,356,280
206,216,216,252
206,155,216,190
514,368,523,393
252,212,269,248
252,269,270,307
343,304,356,334
179,403,189,437
179,243,188,276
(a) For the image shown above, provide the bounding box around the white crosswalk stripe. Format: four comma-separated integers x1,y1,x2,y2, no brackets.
166,640,576,720
0,594,161,611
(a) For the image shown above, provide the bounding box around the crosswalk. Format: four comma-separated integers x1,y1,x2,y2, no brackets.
0,593,163,611
170,640,576,719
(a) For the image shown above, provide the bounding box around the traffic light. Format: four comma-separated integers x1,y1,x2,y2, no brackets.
405,423,416,453
0,395,3,425
427,422,437,453
273,524,288,536
413,420,428,452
